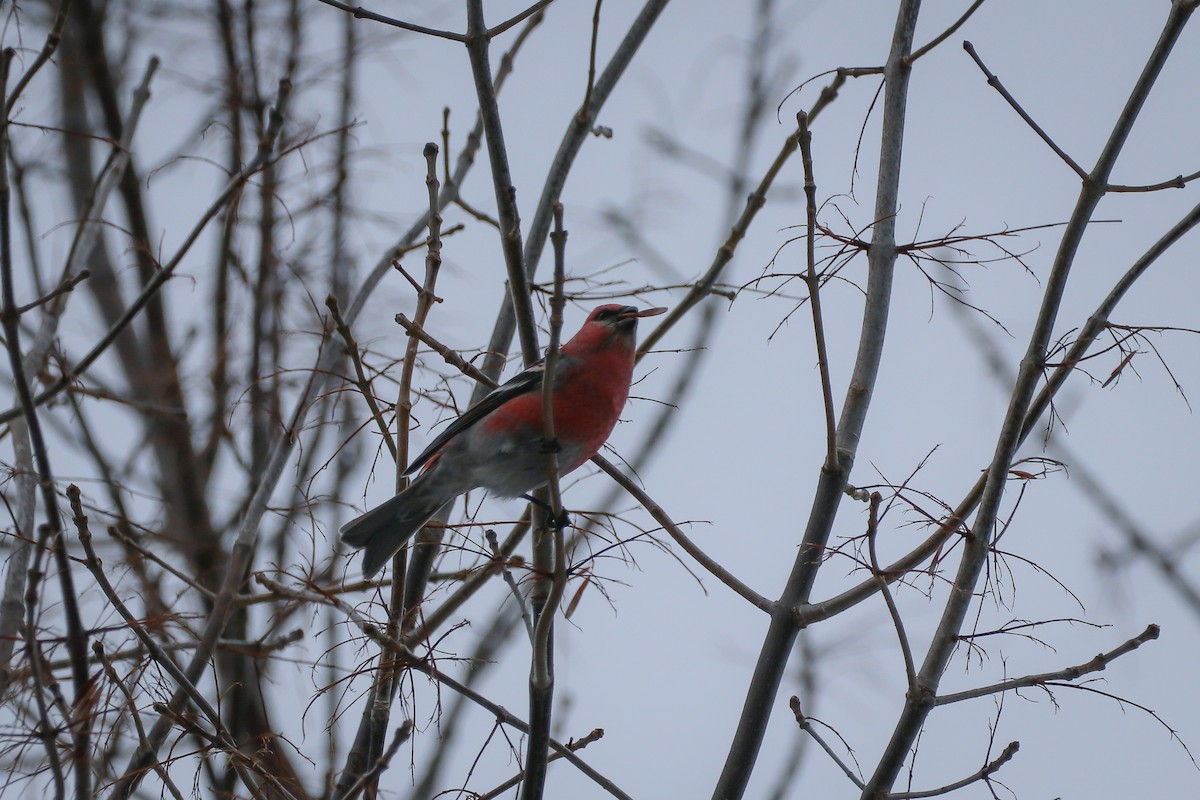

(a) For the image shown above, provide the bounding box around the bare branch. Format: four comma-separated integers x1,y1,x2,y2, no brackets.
888,741,1019,799
314,0,466,41
594,455,774,614
962,40,1088,181
936,624,1160,705
788,696,865,789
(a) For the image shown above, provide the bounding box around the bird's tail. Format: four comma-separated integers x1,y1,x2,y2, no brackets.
340,473,450,579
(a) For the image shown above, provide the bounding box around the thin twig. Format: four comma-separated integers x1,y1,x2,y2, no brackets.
314,0,466,41
403,515,531,648
92,642,188,800
962,40,1088,181
487,0,556,38
338,722,415,799
5,0,72,114
582,0,603,112
479,729,604,800
11,269,91,315
395,312,494,386
593,455,773,614
327,294,398,461
889,741,1019,799
935,624,1160,705
905,0,986,64
788,696,863,789
486,529,535,641
866,493,916,691
1109,165,1200,193
388,143,449,634
796,111,838,471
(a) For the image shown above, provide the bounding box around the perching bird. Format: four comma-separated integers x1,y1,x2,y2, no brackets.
341,304,667,578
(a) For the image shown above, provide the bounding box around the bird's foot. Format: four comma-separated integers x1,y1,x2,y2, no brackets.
520,494,572,531
540,436,562,454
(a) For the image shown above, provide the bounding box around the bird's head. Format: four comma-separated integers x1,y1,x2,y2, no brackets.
584,304,668,336
561,304,668,356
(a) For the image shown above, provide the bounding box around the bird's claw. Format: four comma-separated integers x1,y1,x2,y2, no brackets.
540,437,562,454
520,494,572,530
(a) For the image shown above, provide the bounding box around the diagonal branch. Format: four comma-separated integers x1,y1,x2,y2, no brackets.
711,3,923,797
935,624,1160,705
963,40,1088,181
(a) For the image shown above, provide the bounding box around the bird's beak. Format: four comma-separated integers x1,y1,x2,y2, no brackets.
618,306,668,320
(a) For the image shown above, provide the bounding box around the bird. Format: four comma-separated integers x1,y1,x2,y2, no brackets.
341,303,667,578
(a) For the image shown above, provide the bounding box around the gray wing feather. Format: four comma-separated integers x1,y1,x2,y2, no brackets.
404,361,545,475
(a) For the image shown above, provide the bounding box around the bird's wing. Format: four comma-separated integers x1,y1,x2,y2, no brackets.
404,360,546,475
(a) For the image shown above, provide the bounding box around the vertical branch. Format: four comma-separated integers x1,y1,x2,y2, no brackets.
335,142,444,799
390,135,445,697
796,111,838,471
582,0,603,112
397,144,446,479
23,547,66,800
464,0,538,366
0,408,36,683
711,2,923,798
539,205,568,528
217,6,305,786
248,118,281,473
522,203,569,800
69,0,218,590
866,493,916,691
331,5,358,304
860,5,1197,797
202,0,246,479
0,47,93,800
397,141,450,619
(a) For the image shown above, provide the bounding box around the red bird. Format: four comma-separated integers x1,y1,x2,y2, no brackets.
342,304,667,578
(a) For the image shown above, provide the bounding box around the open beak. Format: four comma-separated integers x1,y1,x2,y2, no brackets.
618,306,668,320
